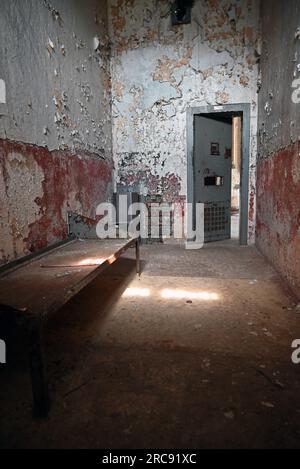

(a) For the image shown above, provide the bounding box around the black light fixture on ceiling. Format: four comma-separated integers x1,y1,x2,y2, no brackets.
171,0,195,25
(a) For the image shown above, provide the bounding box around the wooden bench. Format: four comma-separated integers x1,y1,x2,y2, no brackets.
0,235,140,417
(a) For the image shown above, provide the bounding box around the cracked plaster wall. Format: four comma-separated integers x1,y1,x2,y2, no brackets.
256,0,300,297
0,0,112,155
0,0,113,262
108,0,261,242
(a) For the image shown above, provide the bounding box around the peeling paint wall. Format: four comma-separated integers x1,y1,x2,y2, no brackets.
0,0,113,262
257,1,300,157
0,138,112,262
0,0,112,155
256,0,300,297
108,0,260,241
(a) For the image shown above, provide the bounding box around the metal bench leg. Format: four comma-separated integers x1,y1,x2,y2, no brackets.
28,321,49,418
136,237,141,276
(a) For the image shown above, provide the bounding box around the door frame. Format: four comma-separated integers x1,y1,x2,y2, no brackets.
186,103,250,246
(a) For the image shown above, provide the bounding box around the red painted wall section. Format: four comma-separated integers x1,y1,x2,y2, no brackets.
256,140,300,297
0,138,113,263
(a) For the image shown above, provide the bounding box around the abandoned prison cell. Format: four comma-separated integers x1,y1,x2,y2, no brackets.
0,0,300,451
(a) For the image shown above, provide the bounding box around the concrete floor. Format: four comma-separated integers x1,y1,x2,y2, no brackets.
1,241,300,448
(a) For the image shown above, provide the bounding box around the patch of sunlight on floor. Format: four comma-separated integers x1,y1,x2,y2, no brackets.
122,287,151,297
122,287,220,301
160,289,219,300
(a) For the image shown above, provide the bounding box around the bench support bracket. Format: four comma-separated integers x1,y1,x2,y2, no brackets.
28,322,49,418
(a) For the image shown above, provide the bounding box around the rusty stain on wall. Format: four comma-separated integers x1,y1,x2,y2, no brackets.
0,138,113,262
256,141,300,296
256,0,300,297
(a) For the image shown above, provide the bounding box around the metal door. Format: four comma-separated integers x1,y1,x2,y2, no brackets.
194,114,232,242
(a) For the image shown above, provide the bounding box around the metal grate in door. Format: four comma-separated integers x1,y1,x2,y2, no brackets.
204,202,230,241
204,205,226,232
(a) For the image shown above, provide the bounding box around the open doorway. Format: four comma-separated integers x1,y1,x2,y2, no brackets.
187,104,250,246
231,116,242,240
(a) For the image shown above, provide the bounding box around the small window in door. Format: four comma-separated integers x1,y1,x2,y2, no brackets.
210,142,220,155
204,176,224,186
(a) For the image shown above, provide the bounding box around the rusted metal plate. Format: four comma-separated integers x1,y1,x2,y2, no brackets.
68,212,99,239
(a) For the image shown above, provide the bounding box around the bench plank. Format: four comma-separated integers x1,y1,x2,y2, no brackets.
0,236,140,418
0,238,138,318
